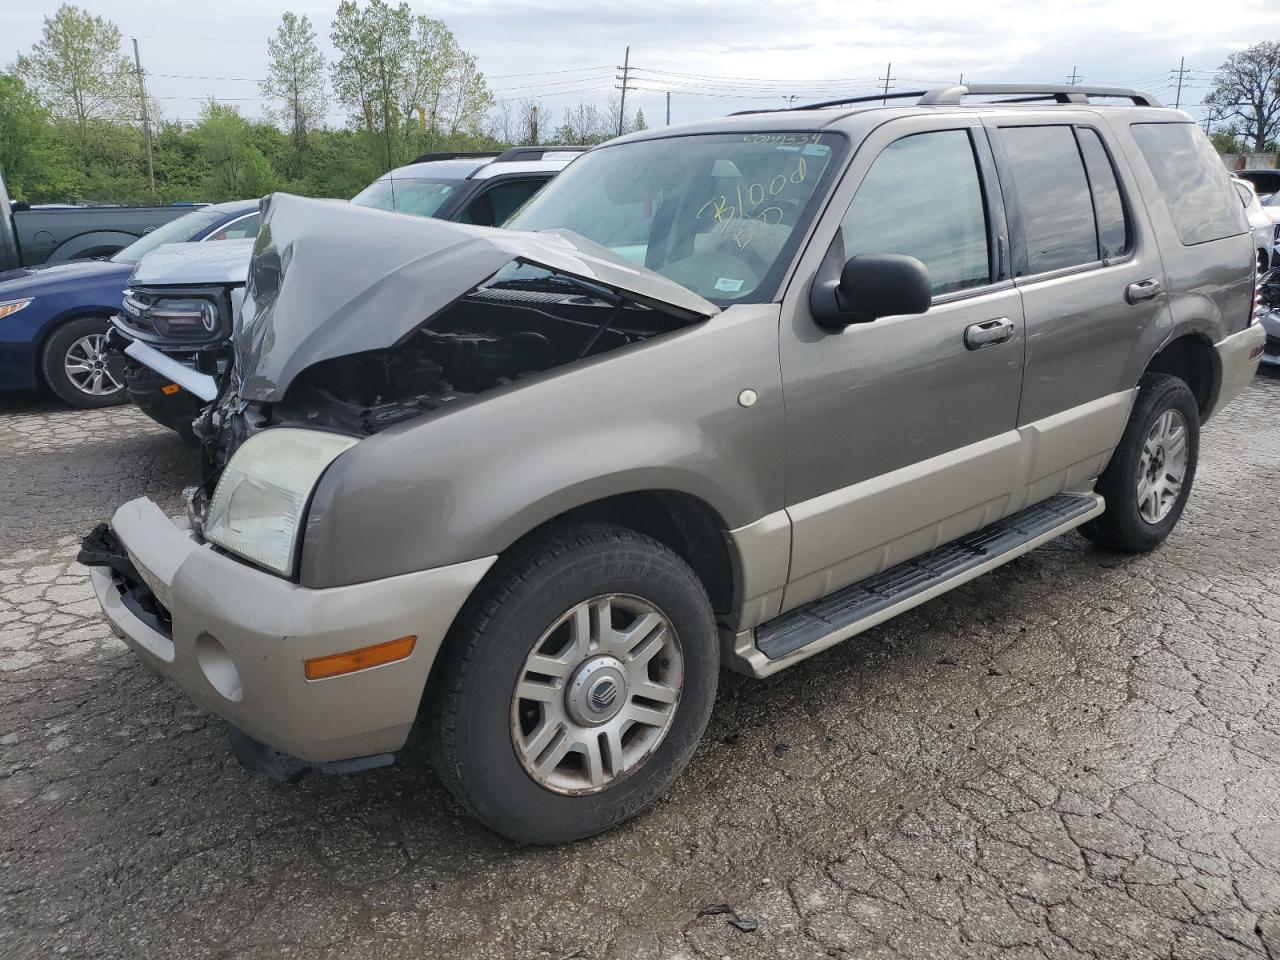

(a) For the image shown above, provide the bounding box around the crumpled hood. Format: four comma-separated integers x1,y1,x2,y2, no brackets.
235,193,719,402
130,238,256,287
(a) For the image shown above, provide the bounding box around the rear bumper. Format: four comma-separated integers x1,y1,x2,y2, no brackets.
88,497,494,763
1208,324,1267,417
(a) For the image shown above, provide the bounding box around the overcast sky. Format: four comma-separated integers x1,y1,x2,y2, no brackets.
4,0,1280,130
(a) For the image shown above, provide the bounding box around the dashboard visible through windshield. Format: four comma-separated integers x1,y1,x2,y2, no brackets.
505,132,845,303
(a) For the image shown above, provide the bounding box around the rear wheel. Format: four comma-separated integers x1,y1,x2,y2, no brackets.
427,523,719,843
1081,373,1199,552
41,316,127,408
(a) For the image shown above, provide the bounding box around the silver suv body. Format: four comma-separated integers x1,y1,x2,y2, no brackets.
85,85,1266,843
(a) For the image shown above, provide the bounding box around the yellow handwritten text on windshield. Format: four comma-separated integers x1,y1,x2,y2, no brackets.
696,155,808,252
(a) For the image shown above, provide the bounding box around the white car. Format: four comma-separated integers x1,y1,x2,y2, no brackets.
1232,176,1278,272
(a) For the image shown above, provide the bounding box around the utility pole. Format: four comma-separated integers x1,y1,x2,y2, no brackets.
530,104,539,143
131,38,155,196
1173,56,1189,110
880,62,895,104
616,46,631,137
1067,66,1081,86
666,91,671,125
783,94,799,109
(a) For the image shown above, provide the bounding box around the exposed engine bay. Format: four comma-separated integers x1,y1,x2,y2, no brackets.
193,268,701,485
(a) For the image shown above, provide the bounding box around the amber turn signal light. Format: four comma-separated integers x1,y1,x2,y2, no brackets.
161,383,181,396
304,635,416,681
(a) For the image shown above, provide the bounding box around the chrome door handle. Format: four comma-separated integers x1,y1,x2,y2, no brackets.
964,317,1015,350
1125,277,1162,303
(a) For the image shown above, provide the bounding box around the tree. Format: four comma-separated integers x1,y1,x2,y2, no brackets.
0,72,78,201
192,101,276,201
330,3,493,168
13,4,136,164
1204,41,1280,152
633,108,647,132
261,12,327,169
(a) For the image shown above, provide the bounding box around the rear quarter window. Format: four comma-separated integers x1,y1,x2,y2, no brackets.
1130,122,1247,246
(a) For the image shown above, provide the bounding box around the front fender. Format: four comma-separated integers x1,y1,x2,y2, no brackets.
299,303,785,588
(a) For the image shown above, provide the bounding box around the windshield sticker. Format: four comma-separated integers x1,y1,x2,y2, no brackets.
714,277,745,293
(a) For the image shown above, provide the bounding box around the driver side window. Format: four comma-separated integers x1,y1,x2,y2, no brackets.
840,129,991,296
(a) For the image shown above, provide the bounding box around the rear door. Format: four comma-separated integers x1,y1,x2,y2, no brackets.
986,116,1162,506
778,115,1027,609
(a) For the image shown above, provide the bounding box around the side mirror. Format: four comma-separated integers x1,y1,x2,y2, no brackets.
810,251,932,329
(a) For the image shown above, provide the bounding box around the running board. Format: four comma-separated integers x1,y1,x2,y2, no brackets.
739,492,1104,677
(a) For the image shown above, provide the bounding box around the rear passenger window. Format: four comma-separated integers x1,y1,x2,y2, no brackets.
1131,122,1247,246
1076,129,1129,259
998,126,1098,274
840,129,990,296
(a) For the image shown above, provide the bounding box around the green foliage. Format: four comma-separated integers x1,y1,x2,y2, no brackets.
0,5,531,206
13,3,138,168
633,108,647,132
1209,128,1245,154
191,102,277,201
262,12,326,178
0,73,79,201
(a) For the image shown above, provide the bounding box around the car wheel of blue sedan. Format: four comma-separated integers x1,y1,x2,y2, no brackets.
41,316,128,409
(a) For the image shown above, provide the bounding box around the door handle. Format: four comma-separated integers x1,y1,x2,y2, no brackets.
1125,277,1162,303
964,317,1015,350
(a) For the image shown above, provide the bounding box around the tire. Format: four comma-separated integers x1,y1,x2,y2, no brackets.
427,523,719,844
41,316,128,408
1081,373,1200,552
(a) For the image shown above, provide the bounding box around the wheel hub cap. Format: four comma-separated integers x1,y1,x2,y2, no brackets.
510,594,683,795
566,656,628,726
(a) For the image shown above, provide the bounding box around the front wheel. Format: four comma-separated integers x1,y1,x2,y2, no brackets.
427,524,719,843
41,316,128,408
1081,373,1200,552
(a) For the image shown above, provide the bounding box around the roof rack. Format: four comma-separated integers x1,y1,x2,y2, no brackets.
492,145,590,162
918,84,1162,107
738,84,1163,116
409,151,501,164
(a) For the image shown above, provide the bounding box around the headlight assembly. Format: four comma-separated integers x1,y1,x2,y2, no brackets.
0,297,33,320
204,429,359,577
123,289,223,339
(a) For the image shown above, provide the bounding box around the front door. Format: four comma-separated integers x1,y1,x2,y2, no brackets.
778,116,1026,609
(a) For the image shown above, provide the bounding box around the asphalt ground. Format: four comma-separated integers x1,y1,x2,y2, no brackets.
2,371,1279,959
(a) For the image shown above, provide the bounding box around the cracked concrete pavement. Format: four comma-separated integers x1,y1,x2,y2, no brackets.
2,373,1279,960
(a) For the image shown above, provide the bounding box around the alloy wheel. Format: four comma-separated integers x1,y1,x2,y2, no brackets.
1136,409,1188,524
510,594,683,795
63,334,123,398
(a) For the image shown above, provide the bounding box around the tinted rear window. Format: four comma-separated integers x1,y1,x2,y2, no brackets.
999,125,1099,275
1130,123,1247,246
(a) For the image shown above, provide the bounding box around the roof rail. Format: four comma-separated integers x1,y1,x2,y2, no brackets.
492,145,590,162
735,90,931,114
918,84,1163,107
408,151,501,164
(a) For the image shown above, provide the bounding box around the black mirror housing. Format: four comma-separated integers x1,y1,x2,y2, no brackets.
811,250,932,329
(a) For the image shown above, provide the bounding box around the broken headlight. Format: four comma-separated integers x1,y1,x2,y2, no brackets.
204,428,358,577
122,289,222,339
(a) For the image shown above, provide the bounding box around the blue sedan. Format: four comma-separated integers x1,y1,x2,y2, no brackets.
0,200,260,408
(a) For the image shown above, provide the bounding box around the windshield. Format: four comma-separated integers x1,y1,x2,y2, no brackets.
111,209,225,263
506,132,844,303
350,177,461,217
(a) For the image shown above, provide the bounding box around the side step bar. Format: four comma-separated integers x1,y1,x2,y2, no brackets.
739,492,1104,677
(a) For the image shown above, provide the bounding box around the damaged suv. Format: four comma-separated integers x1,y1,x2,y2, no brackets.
84,84,1265,843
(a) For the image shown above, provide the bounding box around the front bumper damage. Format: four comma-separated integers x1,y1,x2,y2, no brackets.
80,498,494,775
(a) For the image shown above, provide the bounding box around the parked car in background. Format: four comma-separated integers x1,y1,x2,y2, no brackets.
1231,177,1277,272
83,84,1264,844
1258,268,1280,369
0,200,259,408
1233,168,1280,201
114,147,582,436
0,170,205,271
